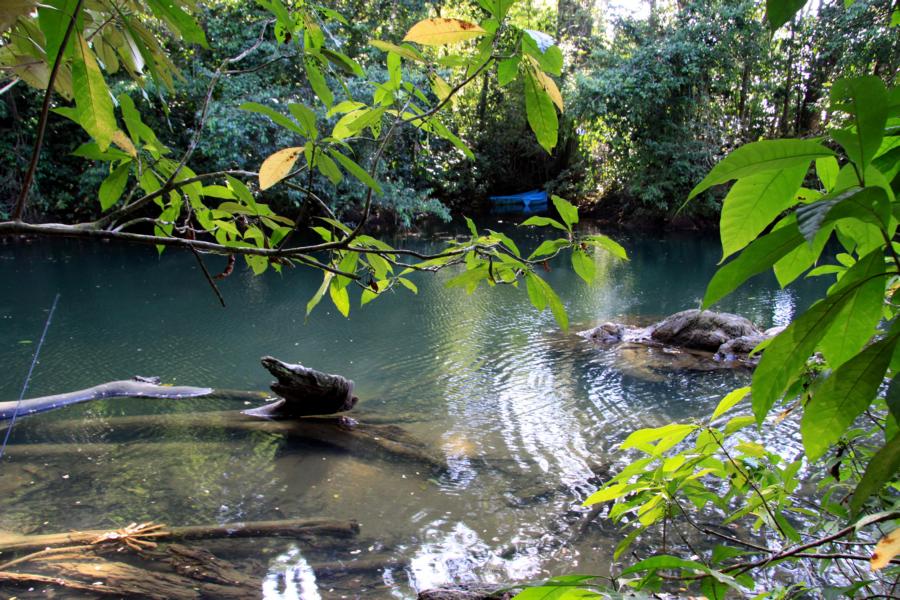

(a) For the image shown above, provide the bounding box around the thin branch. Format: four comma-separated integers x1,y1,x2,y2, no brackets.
12,0,84,220
190,244,226,307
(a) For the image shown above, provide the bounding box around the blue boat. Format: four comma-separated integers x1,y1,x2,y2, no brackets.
488,189,548,211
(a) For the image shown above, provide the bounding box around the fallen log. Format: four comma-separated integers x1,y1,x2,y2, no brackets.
0,378,215,421
246,356,358,418
0,517,359,554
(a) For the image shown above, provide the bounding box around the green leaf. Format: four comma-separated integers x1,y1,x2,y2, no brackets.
72,33,117,150
571,249,595,285
464,216,478,237
523,70,558,153
525,272,547,311
398,277,418,293
621,424,697,450
773,220,831,287
330,150,383,195
98,161,131,211
765,0,806,31
307,272,333,316
316,152,343,185
476,0,514,19
38,0,79,64
529,238,569,259
520,216,567,231
801,333,899,460
288,103,317,139
304,57,334,108
751,249,890,422
529,274,568,330
498,57,519,86
551,195,578,231
582,235,628,260
329,278,350,317
239,102,306,136
851,432,900,516
830,76,888,174
321,48,364,76
719,164,808,260
145,0,208,47
704,217,805,308
369,39,424,62
712,386,751,420
688,139,833,201
582,483,629,506
816,156,840,191
622,555,709,576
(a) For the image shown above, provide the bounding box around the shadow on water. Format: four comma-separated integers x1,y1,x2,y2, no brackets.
0,223,828,598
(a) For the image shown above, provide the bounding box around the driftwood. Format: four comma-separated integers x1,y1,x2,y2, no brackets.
0,517,359,554
0,543,261,600
0,378,215,421
2,356,359,422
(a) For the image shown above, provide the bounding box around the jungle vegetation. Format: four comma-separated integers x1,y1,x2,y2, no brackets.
1,0,899,597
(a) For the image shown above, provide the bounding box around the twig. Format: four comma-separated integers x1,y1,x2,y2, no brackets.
190,244,226,307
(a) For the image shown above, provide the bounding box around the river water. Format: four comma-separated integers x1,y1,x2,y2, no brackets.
0,223,825,598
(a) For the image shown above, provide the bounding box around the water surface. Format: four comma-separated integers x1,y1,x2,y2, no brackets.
0,223,825,597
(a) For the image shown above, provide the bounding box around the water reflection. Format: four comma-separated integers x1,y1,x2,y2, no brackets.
0,227,830,597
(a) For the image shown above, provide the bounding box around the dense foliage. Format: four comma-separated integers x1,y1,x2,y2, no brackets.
1,0,899,597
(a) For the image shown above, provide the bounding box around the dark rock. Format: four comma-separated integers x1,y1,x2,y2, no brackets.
649,309,762,352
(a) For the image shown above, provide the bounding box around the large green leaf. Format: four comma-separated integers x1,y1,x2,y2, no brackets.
304,57,333,108
850,432,900,516
523,70,557,153
773,221,831,287
801,333,899,460
703,217,805,308
98,161,131,211
830,76,888,174
766,0,807,30
37,0,80,62
818,251,887,369
719,163,808,260
795,186,886,243
751,250,890,422
71,33,117,150
688,140,833,200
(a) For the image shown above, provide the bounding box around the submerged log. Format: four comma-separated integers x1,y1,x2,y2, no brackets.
27,411,446,471
0,517,359,554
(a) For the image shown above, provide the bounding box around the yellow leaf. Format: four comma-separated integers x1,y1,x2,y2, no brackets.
403,18,486,46
871,529,900,571
111,129,137,157
259,146,304,191
526,56,563,111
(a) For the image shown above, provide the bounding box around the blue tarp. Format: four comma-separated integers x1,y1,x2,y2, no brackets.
488,189,548,208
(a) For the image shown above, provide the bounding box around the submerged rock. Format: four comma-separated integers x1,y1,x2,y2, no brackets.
580,309,780,366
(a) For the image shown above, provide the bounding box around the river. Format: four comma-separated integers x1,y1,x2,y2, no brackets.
0,222,826,598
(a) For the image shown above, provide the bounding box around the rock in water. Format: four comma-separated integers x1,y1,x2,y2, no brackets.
580,309,778,364
649,309,762,352
243,356,358,419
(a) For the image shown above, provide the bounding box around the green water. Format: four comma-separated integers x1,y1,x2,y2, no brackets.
0,224,825,598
